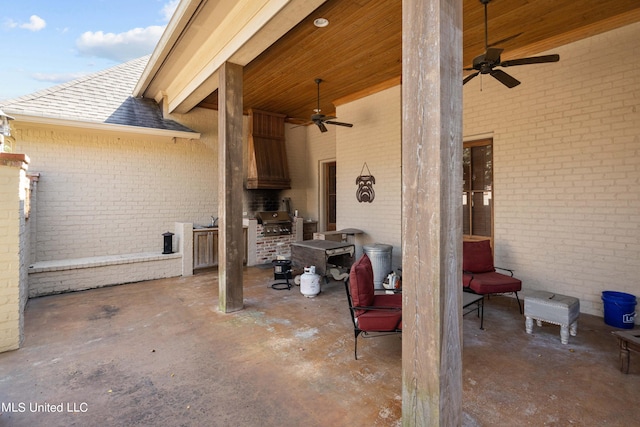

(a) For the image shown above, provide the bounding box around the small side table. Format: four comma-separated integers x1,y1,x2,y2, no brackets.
612,330,640,374
525,291,580,344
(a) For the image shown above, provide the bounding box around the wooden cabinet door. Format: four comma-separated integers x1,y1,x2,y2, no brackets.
193,231,216,269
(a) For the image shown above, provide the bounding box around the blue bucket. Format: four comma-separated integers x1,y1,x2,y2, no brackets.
601,291,637,329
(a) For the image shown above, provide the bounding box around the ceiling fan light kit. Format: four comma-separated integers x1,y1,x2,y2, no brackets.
464,0,560,88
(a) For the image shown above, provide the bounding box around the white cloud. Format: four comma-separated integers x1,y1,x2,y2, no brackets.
3,19,18,30
20,15,46,31
3,15,46,31
73,1,177,62
161,0,180,22
75,26,164,62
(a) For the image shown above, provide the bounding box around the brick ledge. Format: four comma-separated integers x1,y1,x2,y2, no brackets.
29,252,182,273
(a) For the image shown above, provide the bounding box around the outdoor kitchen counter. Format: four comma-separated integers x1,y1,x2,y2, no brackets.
290,240,355,276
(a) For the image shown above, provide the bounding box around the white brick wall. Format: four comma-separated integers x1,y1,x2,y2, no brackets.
12,107,218,295
463,22,640,320
15,125,217,262
336,86,402,270
0,156,29,352
28,254,182,297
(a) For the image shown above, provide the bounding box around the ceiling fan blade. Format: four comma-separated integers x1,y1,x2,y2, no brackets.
490,69,520,88
325,120,353,128
463,72,479,85
500,54,560,67
484,47,503,63
314,120,328,133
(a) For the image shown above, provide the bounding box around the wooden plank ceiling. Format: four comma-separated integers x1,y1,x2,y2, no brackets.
197,0,640,123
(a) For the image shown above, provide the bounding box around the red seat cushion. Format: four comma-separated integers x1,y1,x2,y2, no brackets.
356,309,402,331
350,254,375,312
349,254,402,330
464,271,522,294
463,240,494,273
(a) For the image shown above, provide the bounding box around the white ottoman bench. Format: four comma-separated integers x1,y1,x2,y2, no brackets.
525,291,580,344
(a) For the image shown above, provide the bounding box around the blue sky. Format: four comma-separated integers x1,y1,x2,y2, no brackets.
0,0,179,101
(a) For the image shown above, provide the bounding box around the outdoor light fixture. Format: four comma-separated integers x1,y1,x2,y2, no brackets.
0,109,14,137
162,231,174,254
313,17,329,28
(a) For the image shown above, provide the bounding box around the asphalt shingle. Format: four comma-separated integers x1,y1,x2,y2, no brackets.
1,56,196,133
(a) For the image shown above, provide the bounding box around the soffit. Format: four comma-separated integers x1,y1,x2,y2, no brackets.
149,0,640,121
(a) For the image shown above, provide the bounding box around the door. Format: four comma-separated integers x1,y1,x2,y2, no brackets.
324,161,337,231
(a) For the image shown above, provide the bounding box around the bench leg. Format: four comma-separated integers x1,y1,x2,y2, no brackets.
619,342,630,374
560,325,569,344
525,316,533,334
569,321,578,337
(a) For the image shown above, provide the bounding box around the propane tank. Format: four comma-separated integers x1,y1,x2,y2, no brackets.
300,266,321,297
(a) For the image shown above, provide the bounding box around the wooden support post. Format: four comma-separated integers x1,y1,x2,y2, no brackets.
401,0,463,425
218,62,244,313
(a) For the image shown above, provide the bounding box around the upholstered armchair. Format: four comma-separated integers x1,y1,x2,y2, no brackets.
463,239,522,314
345,254,402,359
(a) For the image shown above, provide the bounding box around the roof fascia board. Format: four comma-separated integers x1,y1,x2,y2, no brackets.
133,0,205,98
167,0,291,114
12,114,201,139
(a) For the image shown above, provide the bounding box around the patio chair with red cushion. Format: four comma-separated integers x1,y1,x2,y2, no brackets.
345,253,402,360
463,239,522,314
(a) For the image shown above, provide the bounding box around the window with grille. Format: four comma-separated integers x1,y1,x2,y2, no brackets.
463,139,493,240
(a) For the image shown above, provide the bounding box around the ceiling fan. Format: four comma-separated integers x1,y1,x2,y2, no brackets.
464,0,560,88
306,78,353,133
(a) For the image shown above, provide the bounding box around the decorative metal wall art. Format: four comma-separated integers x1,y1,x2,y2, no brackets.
356,162,375,203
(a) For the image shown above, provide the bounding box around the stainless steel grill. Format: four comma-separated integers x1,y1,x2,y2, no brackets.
256,211,292,236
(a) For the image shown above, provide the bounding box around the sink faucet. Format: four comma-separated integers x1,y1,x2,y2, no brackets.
211,216,218,227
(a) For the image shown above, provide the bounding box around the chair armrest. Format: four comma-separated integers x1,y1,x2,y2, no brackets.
495,266,514,277
352,305,401,312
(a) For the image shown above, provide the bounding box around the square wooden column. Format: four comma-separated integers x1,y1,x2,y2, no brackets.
401,0,463,425
218,62,244,313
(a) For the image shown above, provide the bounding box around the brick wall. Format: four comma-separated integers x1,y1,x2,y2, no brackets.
28,254,182,297
462,22,640,319
336,86,402,270
12,107,218,295
254,223,296,265
15,125,217,262
0,154,29,352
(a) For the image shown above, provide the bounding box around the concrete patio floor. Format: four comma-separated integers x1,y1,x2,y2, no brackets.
1,265,638,426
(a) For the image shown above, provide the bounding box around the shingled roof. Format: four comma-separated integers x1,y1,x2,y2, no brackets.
0,56,196,134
